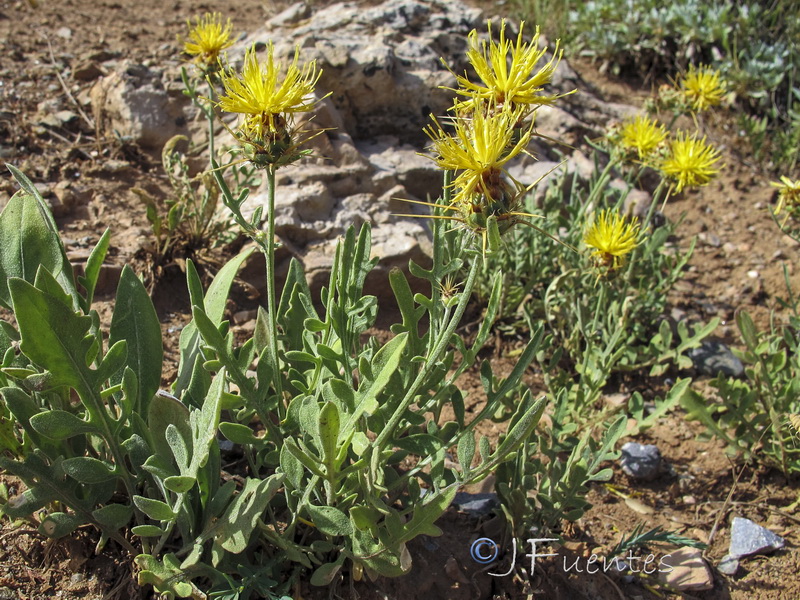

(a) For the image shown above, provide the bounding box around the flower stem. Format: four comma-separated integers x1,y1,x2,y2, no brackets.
370,258,480,476
264,165,285,420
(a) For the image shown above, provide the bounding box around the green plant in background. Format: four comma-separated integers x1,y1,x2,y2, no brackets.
133,135,235,261
475,136,717,413
131,14,258,268
680,177,800,478
513,0,800,170
682,308,800,477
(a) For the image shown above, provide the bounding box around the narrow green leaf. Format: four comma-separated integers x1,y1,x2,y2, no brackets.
346,333,408,429
283,438,326,478
736,311,759,351
280,442,304,489
132,525,166,537
62,456,117,484
148,390,192,465
175,248,254,395
0,187,62,309
214,474,283,554
79,228,111,308
185,259,204,309
396,485,458,544
166,424,190,473
494,395,546,460
185,369,225,479
29,410,96,440
219,422,264,446
457,432,476,475
307,505,353,537
133,496,177,521
164,476,196,494
92,503,133,530
318,401,340,467
110,265,162,415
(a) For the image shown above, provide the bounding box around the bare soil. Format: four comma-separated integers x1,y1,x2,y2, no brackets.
0,0,798,599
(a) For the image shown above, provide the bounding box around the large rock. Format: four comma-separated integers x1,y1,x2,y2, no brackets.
90,62,187,150
256,0,483,145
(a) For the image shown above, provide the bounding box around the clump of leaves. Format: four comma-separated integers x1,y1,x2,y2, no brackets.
133,135,235,262
682,308,800,477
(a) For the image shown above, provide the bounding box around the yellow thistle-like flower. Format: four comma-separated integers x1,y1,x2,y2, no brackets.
183,13,235,67
584,209,641,269
770,176,800,215
660,133,721,192
619,115,667,160
424,101,532,208
680,64,726,112
218,43,324,166
446,19,567,112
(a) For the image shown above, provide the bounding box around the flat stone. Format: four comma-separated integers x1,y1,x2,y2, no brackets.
717,554,739,575
620,442,662,481
729,516,785,559
659,547,713,591
73,61,105,81
688,341,744,378
453,492,498,516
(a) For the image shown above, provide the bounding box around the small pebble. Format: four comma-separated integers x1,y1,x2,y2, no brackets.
717,554,739,575
620,442,662,481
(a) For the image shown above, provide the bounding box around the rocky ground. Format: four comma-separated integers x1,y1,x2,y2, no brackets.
0,0,798,598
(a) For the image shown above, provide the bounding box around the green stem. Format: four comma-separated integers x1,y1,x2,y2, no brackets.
370,259,480,473
204,76,217,159
624,181,669,285
264,166,285,420
153,491,188,556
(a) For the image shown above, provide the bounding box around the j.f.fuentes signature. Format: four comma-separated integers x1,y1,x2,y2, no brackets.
470,538,674,577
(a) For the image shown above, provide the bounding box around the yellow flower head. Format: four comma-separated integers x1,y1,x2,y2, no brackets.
424,101,531,208
660,133,721,192
584,209,640,269
770,176,800,215
619,115,667,160
447,20,567,112
680,64,726,112
183,13,235,67
218,43,324,166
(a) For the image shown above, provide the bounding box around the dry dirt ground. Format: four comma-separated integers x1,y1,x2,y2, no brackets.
1,0,799,599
